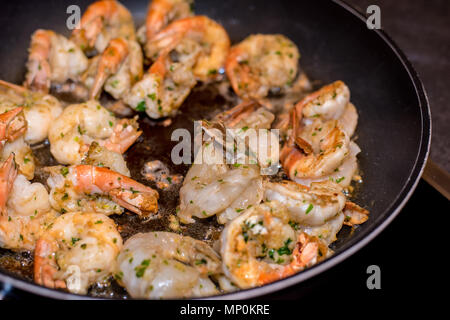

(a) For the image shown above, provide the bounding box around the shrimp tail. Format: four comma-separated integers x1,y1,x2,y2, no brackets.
73,165,159,216
280,102,308,179
0,154,17,216
343,201,369,226
90,38,129,100
34,238,66,289
214,100,261,128
104,117,142,154
24,29,53,93
0,107,27,144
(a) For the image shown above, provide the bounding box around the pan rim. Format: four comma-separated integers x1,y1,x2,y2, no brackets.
0,0,432,300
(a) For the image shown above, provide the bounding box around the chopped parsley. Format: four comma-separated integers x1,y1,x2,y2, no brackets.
136,100,146,112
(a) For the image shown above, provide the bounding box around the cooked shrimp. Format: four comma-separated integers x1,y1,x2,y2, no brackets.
214,100,275,130
0,80,63,144
48,100,141,165
82,141,130,176
211,100,279,170
298,212,345,246
88,38,129,99
34,211,122,294
0,155,17,216
141,0,193,45
293,141,361,188
0,107,27,147
24,29,88,93
221,201,328,289
1,137,35,180
301,81,358,137
103,39,143,99
46,164,159,216
179,159,263,224
116,232,221,299
280,100,351,183
264,180,346,226
343,201,369,226
146,15,230,81
225,34,300,100
0,107,35,179
84,38,143,100
0,161,58,251
124,38,201,118
71,0,136,54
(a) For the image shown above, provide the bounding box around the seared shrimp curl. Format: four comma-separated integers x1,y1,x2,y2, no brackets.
84,38,143,100
116,232,221,299
48,100,141,166
146,15,230,81
71,0,136,54
25,29,88,93
0,157,58,251
0,107,35,180
34,211,122,294
225,34,300,100
221,201,328,289
46,164,159,216
143,0,193,44
125,39,201,118
264,180,346,226
0,81,63,144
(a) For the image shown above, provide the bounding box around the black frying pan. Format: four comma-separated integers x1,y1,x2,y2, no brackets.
0,0,431,299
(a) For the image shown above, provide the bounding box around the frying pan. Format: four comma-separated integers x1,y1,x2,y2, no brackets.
0,0,431,299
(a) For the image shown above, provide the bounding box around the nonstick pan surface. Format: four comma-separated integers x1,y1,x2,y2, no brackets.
0,0,431,299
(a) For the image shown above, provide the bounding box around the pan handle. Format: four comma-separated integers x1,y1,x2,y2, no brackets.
422,159,450,200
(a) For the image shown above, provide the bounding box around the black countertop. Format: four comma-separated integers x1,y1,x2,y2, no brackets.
1,0,448,302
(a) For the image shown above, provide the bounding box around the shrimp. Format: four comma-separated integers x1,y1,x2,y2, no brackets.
144,0,193,44
0,107,35,179
0,156,59,251
46,164,159,216
293,141,361,188
300,81,358,137
0,107,27,147
225,34,300,100
146,15,230,81
1,137,35,180
82,141,130,177
264,180,346,226
34,211,122,294
85,38,143,100
280,100,351,183
343,201,369,226
24,29,88,94
298,212,345,246
179,157,263,224
210,100,279,170
71,0,136,54
88,38,129,100
0,80,63,144
178,128,264,224
220,201,328,289
116,232,221,299
48,100,141,165
124,38,201,118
